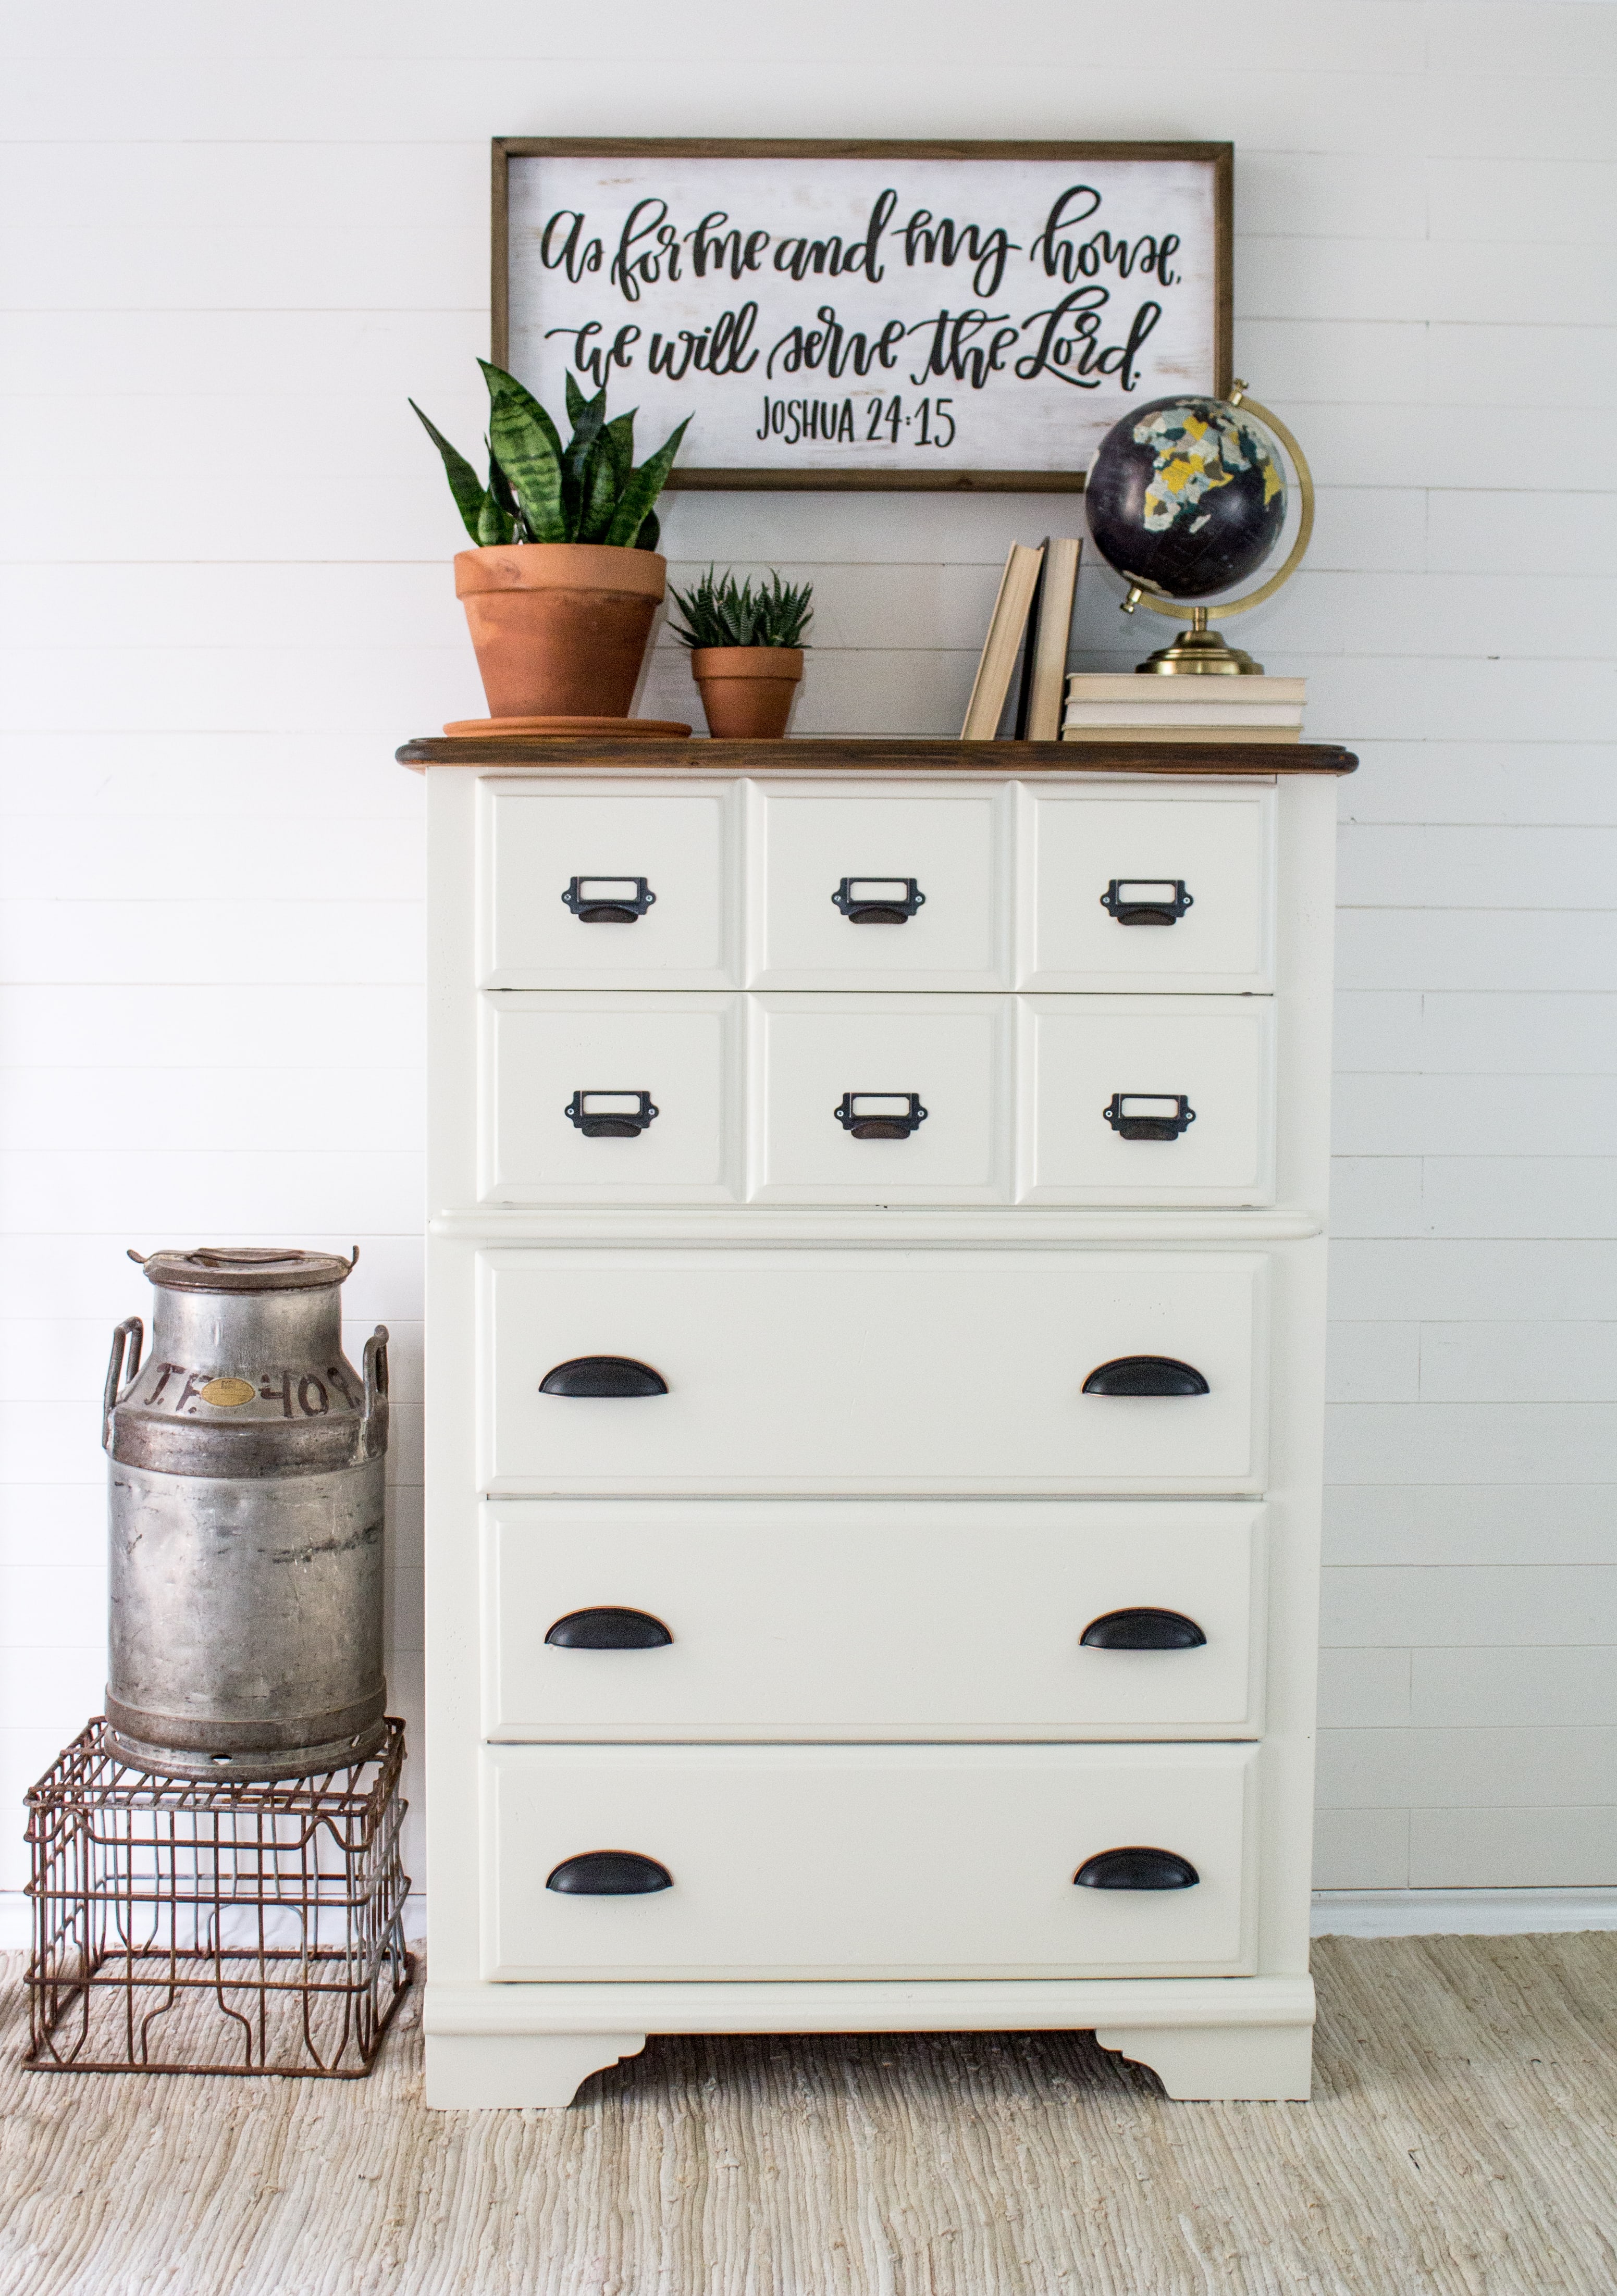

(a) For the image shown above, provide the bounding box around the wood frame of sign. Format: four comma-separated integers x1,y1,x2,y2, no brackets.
491,138,1232,493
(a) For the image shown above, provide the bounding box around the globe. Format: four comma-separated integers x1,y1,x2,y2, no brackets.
1085,395,1288,602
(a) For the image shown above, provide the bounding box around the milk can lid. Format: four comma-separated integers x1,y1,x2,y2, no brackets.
130,1246,359,1294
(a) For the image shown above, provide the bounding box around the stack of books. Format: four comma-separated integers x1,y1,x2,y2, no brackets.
1061,674,1306,743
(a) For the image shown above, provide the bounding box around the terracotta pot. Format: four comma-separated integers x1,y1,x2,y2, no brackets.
454,544,665,719
689,647,804,739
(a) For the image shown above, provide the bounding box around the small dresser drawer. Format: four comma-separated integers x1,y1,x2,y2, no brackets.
750,995,1010,1203
1021,787,1273,991
480,994,741,1203
479,780,737,988
483,1742,1257,1979
749,784,1011,987
483,1247,1266,1494
1020,996,1275,1206
485,1498,1264,1740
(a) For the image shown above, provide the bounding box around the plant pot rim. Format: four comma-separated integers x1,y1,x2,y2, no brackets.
689,646,805,678
455,543,666,600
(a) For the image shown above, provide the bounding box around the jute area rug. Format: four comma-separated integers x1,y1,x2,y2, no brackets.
4,1934,1616,2296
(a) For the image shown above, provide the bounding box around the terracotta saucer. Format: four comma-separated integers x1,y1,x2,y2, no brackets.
442,715,693,738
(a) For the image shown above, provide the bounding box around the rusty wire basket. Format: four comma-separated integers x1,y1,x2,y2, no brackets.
24,1716,413,2078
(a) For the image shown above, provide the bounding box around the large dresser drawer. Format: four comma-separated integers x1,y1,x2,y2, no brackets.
483,1742,1258,1980
482,1248,1267,1495
484,1499,1265,1740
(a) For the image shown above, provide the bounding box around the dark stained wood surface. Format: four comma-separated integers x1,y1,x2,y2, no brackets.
397,736,1357,775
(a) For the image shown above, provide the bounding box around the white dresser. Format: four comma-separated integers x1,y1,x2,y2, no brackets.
417,738,1352,2108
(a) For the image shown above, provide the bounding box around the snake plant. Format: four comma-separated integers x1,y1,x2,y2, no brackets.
411,363,689,551
669,568,815,649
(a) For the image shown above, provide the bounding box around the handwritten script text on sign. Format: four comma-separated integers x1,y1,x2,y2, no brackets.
507,157,1220,475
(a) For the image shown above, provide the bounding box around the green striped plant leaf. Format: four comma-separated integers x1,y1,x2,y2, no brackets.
479,361,566,542
409,400,489,543
605,417,690,549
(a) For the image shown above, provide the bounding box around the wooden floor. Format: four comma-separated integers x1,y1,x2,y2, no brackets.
5,1935,1617,2294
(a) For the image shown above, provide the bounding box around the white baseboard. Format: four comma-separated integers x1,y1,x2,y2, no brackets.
1311,1888,1617,1938
6,1890,1613,1957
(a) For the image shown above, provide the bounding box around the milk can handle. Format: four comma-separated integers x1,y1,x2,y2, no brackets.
362,1325,390,1453
103,1317,144,1447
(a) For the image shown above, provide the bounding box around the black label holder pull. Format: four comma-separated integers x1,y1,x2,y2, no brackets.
832,877,925,925
1101,879,1192,927
562,876,656,923
834,1092,928,1140
1103,1093,1196,1142
565,1091,659,1138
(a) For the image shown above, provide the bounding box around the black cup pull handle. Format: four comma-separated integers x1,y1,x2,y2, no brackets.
539,1356,668,1398
565,1090,659,1138
562,875,656,923
1080,1607,1207,1651
547,1851,672,1895
832,876,925,925
546,1607,673,1649
1082,1356,1208,1398
1075,1847,1199,1891
1103,1094,1196,1142
833,1091,928,1140
1100,879,1192,927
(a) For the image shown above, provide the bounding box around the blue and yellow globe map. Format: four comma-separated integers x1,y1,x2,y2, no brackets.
1085,396,1287,601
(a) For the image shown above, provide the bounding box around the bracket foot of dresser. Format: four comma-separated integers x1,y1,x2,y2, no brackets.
425,2029,650,2110
1094,2019,1313,2101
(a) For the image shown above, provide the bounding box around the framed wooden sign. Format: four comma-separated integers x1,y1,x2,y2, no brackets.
493,139,1231,492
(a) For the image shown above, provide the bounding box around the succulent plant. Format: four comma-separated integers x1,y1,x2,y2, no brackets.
669,568,815,649
411,364,689,551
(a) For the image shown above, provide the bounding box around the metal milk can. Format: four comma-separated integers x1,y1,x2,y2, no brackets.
102,1246,389,1780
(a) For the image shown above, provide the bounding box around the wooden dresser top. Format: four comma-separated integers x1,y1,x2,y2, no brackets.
397,736,1357,775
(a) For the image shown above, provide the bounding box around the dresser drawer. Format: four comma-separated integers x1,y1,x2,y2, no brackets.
485,1499,1264,1740
480,994,742,1203
483,1248,1266,1494
750,995,1010,1202
484,1742,1257,1979
480,780,738,987
481,991,1272,1207
749,784,1011,987
1021,787,1274,991
1019,996,1275,1206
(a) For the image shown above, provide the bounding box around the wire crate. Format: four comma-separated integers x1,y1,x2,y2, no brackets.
24,1716,414,2078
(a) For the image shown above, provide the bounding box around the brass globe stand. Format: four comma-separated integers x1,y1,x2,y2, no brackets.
1118,382,1315,675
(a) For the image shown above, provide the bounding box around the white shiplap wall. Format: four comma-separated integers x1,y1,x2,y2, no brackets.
3,1,1614,1916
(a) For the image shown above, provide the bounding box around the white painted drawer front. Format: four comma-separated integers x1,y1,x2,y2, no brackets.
484,1248,1265,1494
1022,788,1273,991
480,994,740,1203
484,1743,1257,1979
750,996,1009,1203
1020,997,1275,1206
480,781,736,988
485,1499,1264,1740
750,785,1010,987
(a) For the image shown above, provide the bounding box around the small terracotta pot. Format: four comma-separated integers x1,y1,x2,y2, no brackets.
454,544,666,720
689,646,804,739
